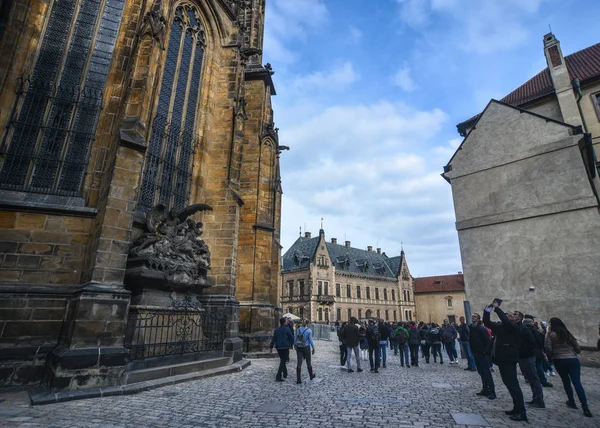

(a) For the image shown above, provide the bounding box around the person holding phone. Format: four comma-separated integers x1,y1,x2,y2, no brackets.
483,300,527,422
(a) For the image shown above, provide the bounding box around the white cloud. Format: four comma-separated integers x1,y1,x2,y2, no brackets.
392,65,416,92
432,137,462,159
348,25,362,42
263,0,328,65
277,100,461,276
292,62,359,92
397,0,549,54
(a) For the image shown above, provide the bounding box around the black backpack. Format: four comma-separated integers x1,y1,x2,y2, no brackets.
369,325,381,342
296,327,309,348
396,328,407,344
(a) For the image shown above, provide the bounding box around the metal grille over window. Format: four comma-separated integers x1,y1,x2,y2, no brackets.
139,5,206,212
0,0,125,195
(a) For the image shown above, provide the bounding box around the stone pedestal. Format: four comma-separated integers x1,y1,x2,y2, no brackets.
239,303,278,351
44,282,130,391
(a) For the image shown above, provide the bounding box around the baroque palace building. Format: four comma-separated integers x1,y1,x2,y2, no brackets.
281,229,417,323
0,0,283,390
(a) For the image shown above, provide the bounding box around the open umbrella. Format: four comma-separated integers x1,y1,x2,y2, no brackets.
282,312,301,321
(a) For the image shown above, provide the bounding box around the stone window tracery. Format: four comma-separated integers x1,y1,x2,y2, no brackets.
0,0,126,195
139,5,206,212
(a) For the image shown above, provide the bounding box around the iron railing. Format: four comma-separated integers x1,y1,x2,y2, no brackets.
124,298,227,360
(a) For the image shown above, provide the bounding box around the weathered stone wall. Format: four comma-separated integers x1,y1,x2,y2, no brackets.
445,101,600,347
0,0,281,387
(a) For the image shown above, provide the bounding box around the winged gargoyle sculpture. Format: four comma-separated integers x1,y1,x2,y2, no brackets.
127,203,213,291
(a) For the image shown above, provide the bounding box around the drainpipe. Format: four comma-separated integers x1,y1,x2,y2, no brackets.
572,78,589,134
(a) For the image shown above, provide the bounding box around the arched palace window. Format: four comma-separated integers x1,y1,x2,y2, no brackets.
0,0,126,195
139,5,206,212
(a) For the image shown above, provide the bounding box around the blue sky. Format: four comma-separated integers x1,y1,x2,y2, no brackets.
263,0,600,277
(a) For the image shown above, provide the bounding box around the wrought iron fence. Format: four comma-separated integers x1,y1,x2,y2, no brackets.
124,298,228,360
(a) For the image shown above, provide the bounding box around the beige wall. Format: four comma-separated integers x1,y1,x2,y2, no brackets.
415,291,467,325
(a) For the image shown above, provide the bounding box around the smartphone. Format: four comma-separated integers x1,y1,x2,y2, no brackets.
493,298,503,306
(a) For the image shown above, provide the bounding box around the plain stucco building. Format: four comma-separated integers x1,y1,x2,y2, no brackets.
445,34,600,347
414,274,466,326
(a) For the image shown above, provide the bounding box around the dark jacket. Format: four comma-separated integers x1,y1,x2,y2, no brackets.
342,322,360,347
420,326,431,345
517,322,538,359
469,322,491,353
367,324,381,347
379,323,391,341
408,326,421,345
483,307,520,362
440,324,457,343
529,325,545,359
457,323,470,342
270,325,294,350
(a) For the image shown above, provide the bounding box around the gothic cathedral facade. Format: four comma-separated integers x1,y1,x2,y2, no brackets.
0,0,282,388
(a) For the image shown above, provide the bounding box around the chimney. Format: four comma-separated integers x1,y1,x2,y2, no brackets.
458,271,462,274
376,248,381,254
304,232,311,238
543,33,582,126
345,241,351,247
331,238,337,244
367,246,373,252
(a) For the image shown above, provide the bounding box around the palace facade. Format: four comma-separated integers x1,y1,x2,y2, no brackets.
281,229,417,324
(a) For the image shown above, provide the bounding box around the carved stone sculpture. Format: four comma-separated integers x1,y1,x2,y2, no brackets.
125,203,213,292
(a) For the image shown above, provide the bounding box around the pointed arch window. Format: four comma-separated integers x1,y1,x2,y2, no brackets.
0,0,125,195
139,5,205,212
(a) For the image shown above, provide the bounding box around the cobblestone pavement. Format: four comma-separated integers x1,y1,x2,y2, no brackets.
1,336,599,427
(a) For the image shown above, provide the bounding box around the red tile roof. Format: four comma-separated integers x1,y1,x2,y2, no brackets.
457,42,600,135
414,274,465,294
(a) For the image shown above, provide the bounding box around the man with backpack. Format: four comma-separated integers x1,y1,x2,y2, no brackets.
342,317,363,373
366,319,381,373
429,323,444,364
407,322,421,367
440,319,458,364
395,322,410,367
378,319,391,368
294,320,316,384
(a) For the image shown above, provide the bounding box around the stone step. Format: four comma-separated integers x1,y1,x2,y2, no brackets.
29,359,251,405
123,356,232,384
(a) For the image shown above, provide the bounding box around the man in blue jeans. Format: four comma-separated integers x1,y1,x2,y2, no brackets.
367,319,381,373
457,316,476,371
378,319,390,368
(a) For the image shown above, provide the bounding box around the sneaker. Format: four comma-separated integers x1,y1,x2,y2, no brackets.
542,382,553,387
505,409,519,416
550,371,556,376
528,401,545,409
374,369,379,373
487,392,496,400
566,400,578,409
275,377,284,382
357,368,363,373
583,408,592,417
509,413,528,422
407,365,411,368
347,369,354,373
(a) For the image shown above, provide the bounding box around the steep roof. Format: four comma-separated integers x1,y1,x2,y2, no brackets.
281,236,319,272
414,274,465,293
457,42,600,135
325,242,396,279
281,234,402,279
385,254,404,278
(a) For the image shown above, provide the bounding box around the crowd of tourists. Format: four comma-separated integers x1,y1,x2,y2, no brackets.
269,301,593,422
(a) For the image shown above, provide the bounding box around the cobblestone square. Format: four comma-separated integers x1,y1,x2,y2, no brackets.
1,335,598,427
